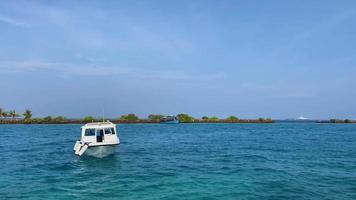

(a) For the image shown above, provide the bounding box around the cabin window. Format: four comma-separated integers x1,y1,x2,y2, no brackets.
104,128,112,135
85,128,95,136
111,128,116,135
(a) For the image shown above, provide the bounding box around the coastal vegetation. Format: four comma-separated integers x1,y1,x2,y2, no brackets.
118,114,139,122
195,117,273,123
1,106,354,125
9,110,20,119
0,109,274,124
83,116,95,122
177,113,195,123
201,116,221,122
148,114,164,121
318,119,356,123
23,116,68,124
23,110,32,120
226,116,239,122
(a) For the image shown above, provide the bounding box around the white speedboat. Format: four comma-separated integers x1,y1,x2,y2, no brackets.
160,116,179,124
73,121,120,157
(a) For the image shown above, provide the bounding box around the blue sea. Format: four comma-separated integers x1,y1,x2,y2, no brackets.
1,123,356,199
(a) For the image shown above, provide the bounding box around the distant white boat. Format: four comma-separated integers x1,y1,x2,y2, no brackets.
296,116,308,120
73,121,120,157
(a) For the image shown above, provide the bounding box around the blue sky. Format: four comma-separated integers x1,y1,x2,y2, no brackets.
0,0,355,119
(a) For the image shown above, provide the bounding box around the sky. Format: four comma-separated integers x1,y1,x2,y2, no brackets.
0,0,356,119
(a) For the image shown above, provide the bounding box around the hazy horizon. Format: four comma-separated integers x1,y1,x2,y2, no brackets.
1,0,356,119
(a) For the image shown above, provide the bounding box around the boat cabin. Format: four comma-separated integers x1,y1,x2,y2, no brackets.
80,122,119,146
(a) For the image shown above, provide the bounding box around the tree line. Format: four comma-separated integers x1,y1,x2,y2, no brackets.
318,119,356,123
2,108,355,124
0,108,32,120
0,108,275,124
0,108,68,124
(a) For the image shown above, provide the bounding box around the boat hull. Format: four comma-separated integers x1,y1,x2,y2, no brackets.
160,120,179,124
84,145,118,158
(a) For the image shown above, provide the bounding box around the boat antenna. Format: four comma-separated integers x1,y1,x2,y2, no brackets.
102,109,105,122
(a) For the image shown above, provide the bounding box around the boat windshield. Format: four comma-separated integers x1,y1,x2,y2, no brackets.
104,128,116,135
104,128,112,134
85,128,95,136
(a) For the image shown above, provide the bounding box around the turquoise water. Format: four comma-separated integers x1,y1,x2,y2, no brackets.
1,123,356,199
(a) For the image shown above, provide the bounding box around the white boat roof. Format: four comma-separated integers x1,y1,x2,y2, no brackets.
82,121,116,129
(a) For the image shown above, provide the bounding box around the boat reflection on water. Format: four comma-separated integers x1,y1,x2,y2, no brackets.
84,145,117,158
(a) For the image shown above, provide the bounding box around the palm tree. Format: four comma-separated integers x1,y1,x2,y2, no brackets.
8,110,19,119
0,107,3,119
23,109,32,119
2,111,8,119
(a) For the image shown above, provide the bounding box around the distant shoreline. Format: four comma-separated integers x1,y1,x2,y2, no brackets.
0,119,274,124
1,119,356,124
1,108,355,124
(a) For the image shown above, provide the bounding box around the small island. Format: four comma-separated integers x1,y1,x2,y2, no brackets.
0,107,274,124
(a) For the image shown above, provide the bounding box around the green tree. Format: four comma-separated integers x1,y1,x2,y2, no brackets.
53,116,67,123
23,118,32,124
43,116,53,123
83,116,94,122
27,118,43,124
119,114,139,121
148,114,164,121
0,107,3,118
202,116,209,120
177,113,194,123
209,116,220,122
344,119,351,123
23,109,32,119
226,116,239,121
127,114,139,121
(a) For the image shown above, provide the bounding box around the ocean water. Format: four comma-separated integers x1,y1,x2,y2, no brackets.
1,123,356,199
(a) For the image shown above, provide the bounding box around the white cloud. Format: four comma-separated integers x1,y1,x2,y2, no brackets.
0,15,30,28
0,60,226,82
